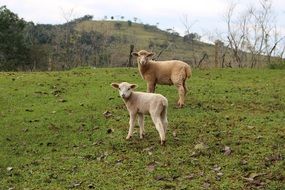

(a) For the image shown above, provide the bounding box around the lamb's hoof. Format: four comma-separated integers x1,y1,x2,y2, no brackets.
140,133,145,139
126,136,132,140
161,140,166,146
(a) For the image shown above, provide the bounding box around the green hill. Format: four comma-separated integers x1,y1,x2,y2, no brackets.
22,19,222,70
75,20,211,51
30,19,282,71
75,20,215,65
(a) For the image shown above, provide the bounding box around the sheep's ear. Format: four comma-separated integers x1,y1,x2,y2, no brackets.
130,84,137,89
131,52,139,57
147,52,155,57
111,83,119,89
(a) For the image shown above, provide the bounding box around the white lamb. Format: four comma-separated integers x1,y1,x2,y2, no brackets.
132,50,192,108
111,82,168,145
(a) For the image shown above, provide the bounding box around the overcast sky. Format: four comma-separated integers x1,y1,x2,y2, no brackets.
1,0,285,42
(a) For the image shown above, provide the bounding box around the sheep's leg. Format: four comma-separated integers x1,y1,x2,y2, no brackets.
126,113,136,140
138,113,145,139
147,82,156,93
150,113,166,145
183,80,188,95
176,84,186,108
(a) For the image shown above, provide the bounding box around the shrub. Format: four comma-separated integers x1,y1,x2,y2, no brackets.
268,61,285,69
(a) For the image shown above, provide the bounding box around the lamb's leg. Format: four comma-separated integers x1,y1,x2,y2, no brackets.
147,82,156,93
176,84,186,108
161,108,168,135
126,113,136,140
151,113,166,145
138,113,145,139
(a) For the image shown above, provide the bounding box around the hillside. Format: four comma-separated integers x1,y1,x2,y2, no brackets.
30,19,280,71
1,68,284,189
75,20,214,65
22,19,222,71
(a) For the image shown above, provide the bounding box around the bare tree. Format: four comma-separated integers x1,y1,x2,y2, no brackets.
278,41,285,60
180,14,206,67
181,14,197,36
61,8,75,69
224,0,284,68
225,2,249,67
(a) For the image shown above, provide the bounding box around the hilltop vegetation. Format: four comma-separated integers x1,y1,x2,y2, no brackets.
1,6,284,71
0,68,284,189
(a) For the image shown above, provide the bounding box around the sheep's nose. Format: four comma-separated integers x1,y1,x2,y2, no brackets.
122,94,125,98
140,59,146,65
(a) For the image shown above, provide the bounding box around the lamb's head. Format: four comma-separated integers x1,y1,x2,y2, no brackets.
111,82,137,99
132,50,155,65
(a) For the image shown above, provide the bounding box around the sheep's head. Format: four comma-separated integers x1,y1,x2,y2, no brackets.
111,82,137,99
132,50,155,65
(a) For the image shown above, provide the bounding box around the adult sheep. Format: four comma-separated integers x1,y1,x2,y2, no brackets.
132,50,192,108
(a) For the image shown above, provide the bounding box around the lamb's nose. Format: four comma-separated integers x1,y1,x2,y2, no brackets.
122,94,125,98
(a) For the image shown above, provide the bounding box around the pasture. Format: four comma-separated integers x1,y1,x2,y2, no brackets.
0,68,284,189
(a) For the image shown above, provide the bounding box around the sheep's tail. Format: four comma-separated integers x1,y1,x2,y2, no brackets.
185,65,192,78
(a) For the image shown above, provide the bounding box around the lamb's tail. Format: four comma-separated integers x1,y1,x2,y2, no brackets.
160,99,168,121
185,65,192,78
160,98,168,116
162,98,168,107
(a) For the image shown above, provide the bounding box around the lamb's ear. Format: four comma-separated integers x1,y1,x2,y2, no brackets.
147,52,155,57
131,52,139,57
130,84,137,89
111,83,119,89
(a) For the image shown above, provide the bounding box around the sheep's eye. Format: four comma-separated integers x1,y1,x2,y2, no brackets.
128,87,131,91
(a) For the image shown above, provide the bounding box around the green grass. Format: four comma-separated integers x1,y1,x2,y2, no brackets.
0,68,284,189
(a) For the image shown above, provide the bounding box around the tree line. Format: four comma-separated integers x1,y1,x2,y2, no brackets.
0,6,129,71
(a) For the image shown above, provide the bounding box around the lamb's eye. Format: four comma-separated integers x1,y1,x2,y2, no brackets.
128,88,131,90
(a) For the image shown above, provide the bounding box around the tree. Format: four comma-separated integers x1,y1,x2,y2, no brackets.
183,33,201,43
133,17,138,23
225,2,248,67
181,14,197,37
224,0,284,68
246,0,284,67
127,20,132,27
72,15,93,23
0,6,31,71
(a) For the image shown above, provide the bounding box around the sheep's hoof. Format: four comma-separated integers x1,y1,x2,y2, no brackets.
161,140,166,146
176,101,185,108
176,104,184,108
140,134,145,139
126,136,132,140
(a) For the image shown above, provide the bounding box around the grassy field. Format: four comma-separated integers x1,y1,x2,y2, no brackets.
0,68,284,189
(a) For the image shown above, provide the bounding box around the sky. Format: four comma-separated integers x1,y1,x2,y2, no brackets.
1,0,285,42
